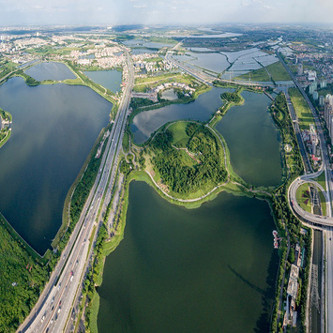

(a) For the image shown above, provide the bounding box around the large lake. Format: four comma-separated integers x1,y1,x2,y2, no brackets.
98,181,278,333
216,91,282,187
25,62,76,81
0,77,111,253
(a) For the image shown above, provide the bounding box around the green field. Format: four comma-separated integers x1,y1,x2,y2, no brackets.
167,121,191,147
314,172,326,191
318,190,327,216
296,183,312,213
236,61,291,82
289,87,315,130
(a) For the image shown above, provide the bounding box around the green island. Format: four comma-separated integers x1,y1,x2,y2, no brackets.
80,85,311,333
0,108,12,148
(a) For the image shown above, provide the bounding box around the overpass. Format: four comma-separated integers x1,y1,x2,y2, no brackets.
279,52,333,333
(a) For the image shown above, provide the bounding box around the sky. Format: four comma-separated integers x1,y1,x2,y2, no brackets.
0,0,332,26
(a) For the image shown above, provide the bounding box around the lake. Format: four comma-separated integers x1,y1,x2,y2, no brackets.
25,62,76,81
98,181,278,333
84,69,122,93
216,91,282,186
131,87,228,144
0,77,111,253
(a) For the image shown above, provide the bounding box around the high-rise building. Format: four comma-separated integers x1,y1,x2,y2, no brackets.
324,95,333,145
309,82,317,95
319,95,325,107
297,63,303,76
308,70,317,81
313,91,319,101
329,117,333,146
324,95,333,123
320,80,327,89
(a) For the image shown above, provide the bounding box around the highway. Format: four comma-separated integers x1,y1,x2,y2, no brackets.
326,228,333,333
278,53,333,333
18,51,134,333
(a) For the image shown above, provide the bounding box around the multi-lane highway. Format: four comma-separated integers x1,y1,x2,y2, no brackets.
278,53,333,333
18,52,134,333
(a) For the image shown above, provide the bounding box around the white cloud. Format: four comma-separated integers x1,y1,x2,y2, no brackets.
0,0,332,26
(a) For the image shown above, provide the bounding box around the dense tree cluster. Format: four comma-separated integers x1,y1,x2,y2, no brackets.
150,123,227,194
70,154,102,227
130,97,155,110
0,216,48,332
221,91,242,104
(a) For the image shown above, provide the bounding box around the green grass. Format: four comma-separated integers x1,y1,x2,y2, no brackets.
266,61,291,81
236,61,291,82
289,87,315,130
314,172,326,191
167,121,190,147
296,183,312,213
318,190,327,216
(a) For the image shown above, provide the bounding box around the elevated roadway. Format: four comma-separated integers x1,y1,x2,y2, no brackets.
279,52,333,333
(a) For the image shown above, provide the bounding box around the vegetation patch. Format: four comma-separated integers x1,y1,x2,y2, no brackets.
289,87,315,130
146,122,227,197
0,214,48,333
236,61,291,82
296,184,312,213
270,93,304,178
0,108,12,148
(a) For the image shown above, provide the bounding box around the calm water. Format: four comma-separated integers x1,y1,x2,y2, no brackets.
25,62,76,81
174,52,230,73
0,77,111,253
84,70,122,93
98,181,278,333
123,39,174,49
216,91,282,186
131,48,158,55
131,87,228,144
